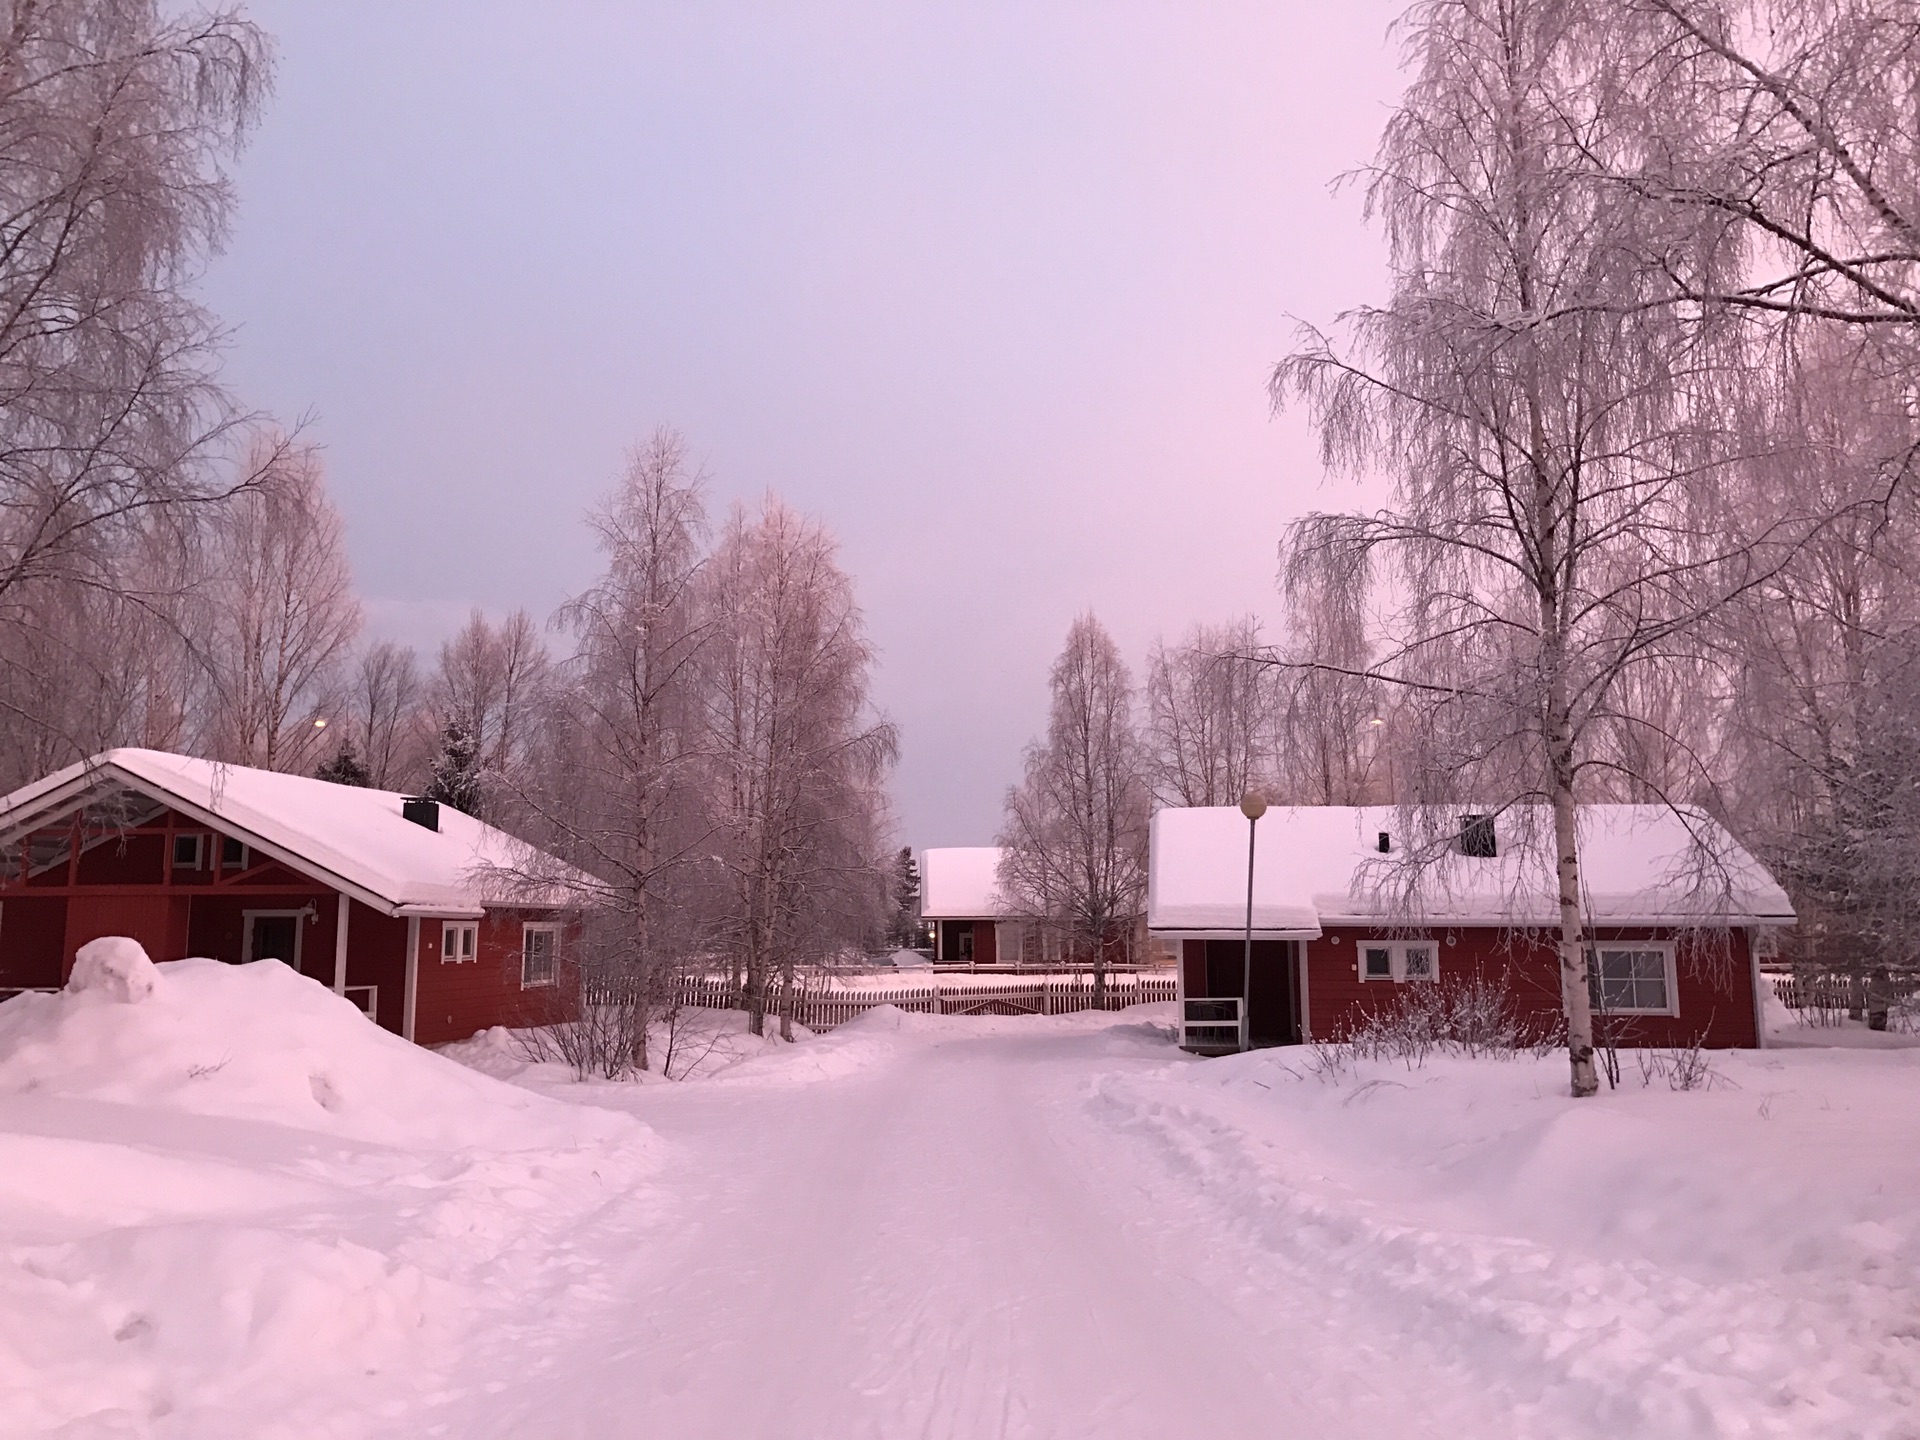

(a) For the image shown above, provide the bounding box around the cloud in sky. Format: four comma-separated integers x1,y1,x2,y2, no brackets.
199,0,1405,844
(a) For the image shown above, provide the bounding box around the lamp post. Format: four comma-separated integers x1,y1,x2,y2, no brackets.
1239,791,1266,1052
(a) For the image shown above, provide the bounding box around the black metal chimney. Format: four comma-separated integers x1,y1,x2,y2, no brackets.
403,797,440,832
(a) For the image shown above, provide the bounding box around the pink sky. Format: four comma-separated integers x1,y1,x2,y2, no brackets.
199,1,1405,844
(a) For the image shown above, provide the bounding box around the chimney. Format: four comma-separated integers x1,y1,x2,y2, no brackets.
403,797,440,833
1459,813,1496,858
1377,831,1390,853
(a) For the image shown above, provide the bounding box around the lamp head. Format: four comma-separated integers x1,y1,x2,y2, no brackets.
1239,792,1267,821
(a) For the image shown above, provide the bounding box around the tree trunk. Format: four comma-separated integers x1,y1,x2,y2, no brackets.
1550,733,1600,1097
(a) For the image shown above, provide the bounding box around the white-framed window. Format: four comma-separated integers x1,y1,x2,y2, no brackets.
441,921,477,964
171,833,205,870
1588,944,1676,1015
220,836,248,869
1358,939,1439,983
521,924,558,988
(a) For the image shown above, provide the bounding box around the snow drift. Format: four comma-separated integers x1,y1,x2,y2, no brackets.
0,951,632,1151
0,948,658,1438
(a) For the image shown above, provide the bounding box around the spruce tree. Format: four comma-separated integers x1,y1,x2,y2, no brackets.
425,719,485,816
888,846,923,950
315,742,373,787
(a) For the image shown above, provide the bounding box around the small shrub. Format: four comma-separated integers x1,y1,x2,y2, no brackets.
1634,1039,1728,1092
1336,975,1562,1066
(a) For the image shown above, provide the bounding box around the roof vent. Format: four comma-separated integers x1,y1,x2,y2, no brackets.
1459,813,1496,858
402,797,440,833
1377,831,1390,853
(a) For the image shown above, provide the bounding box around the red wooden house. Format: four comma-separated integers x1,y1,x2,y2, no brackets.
1149,803,1795,1054
920,847,1011,965
0,749,577,1045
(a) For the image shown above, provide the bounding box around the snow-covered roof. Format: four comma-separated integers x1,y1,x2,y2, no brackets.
1148,804,1795,937
0,749,568,918
920,846,1009,919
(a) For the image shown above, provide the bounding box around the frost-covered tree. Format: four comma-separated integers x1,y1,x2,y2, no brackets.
345,641,430,791
703,496,897,1038
1143,618,1271,808
430,608,549,800
1273,0,1790,1096
0,1,274,618
424,718,483,816
998,615,1150,1005
513,430,714,1072
203,439,360,771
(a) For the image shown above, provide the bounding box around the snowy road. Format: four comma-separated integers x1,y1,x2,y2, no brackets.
10,965,1912,1437
419,1016,1530,1440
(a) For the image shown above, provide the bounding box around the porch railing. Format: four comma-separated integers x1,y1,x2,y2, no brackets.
1180,996,1244,1054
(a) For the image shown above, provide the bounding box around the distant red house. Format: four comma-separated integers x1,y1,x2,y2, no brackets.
0,749,577,1045
919,847,1011,964
1149,804,1796,1054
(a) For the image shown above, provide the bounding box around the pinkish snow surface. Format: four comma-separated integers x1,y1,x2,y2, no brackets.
1,965,1915,1438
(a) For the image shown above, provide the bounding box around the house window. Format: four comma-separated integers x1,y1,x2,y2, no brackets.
220,836,248,869
1359,940,1439,983
441,922,477,963
171,833,205,870
521,924,558,988
1588,945,1674,1014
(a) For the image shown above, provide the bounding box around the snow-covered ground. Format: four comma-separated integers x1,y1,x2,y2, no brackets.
2,954,1915,1437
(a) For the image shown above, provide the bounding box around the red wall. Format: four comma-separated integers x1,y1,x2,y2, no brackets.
1300,925,1758,1049
412,909,572,1046
0,896,67,988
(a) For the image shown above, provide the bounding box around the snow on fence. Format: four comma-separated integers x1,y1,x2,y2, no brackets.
675,971,1176,1031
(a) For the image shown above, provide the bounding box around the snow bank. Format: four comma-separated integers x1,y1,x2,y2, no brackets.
0,955,627,1151
1097,1043,1920,1437
0,956,658,1437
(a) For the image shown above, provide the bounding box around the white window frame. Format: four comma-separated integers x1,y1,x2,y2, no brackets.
441,921,478,964
242,908,307,968
171,832,205,871
521,923,559,988
1587,942,1678,1016
1357,939,1440,983
219,835,249,870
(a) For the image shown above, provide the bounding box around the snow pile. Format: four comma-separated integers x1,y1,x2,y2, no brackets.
66,935,160,1004
1097,1042,1920,1437
0,950,658,1438
0,953,629,1151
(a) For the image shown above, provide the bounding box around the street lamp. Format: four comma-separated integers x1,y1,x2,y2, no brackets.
1239,791,1266,1052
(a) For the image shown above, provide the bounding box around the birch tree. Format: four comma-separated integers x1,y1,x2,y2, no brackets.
1143,618,1271,808
203,439,360,771
998,615,1150,1005
520,430,713,1071
1273,0,1788,1096
1622,0,1920,332
429,608,551,811
0,1,274,618
346,640,429,790
703,496,896,1037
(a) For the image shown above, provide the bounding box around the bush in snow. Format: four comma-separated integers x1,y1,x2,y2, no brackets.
1333,975,1562,1067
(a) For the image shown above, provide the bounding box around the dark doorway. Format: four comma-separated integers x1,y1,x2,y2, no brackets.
248,914,299,966
1202,939,1298,1047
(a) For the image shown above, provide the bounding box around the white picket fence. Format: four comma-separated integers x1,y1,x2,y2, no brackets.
678,971,1176,1031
